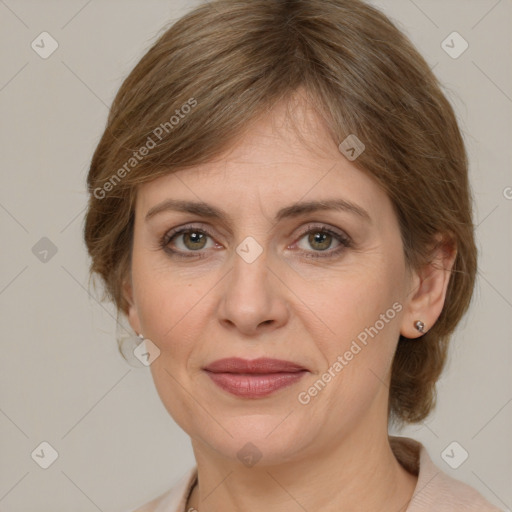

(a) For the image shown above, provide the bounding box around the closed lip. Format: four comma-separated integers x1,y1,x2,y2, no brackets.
203,357,308,374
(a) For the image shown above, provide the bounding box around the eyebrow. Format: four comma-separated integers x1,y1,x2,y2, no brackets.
145,198,372,225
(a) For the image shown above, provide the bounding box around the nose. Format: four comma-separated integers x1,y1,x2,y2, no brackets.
217,246,290,337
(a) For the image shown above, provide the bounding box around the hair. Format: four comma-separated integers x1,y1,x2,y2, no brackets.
84,0,477,425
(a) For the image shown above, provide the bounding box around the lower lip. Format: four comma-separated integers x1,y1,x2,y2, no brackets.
205,371,307,398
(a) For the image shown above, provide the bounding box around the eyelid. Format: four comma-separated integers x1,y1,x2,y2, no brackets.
293,222,351,244
161,222,216,245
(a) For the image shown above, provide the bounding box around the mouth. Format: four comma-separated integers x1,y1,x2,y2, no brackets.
203,357,309,398
203,357,308,374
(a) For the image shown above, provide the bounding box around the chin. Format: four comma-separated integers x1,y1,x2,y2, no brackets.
191,414,321,467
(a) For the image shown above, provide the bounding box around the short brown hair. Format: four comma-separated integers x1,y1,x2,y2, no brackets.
84,0,477,425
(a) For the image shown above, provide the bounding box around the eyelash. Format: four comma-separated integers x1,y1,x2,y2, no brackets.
159,223,352,260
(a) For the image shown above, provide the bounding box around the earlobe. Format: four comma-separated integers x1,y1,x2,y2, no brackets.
400,235,457,339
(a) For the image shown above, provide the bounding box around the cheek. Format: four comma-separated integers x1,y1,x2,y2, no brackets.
135,278,200,349
131,260,221,395
297,259,404,383
298,279,402,425
132,270,209,428
301,262,402,336
131,242,195,329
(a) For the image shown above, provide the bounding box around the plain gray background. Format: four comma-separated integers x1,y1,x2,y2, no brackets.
0,0,511,511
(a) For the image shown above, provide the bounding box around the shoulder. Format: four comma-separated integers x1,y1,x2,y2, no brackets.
125,466,198,512
390,436,504,512
128,495,161,512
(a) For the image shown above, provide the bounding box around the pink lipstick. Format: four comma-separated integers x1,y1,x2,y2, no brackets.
203,357,308,398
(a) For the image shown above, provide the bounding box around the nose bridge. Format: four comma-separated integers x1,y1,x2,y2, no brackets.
218,235,288,333
229,238,272,308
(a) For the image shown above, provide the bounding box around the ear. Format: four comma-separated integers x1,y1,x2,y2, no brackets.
400,234,457,339
123,278,142,335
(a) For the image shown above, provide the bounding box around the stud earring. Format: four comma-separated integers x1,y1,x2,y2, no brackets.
414,320,426,334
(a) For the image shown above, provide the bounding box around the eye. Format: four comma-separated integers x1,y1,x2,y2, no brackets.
160,223,352,259
161,226,216,257
293,224,352,259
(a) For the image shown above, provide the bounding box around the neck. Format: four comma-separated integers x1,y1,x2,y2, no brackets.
186,425,417,512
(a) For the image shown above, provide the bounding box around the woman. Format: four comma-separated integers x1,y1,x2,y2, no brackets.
84,0,503,510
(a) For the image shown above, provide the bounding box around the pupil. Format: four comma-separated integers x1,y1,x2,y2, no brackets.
311,231,330,250
187,232,204,248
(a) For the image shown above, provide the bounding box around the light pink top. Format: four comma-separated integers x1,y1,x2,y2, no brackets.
128,436,503,511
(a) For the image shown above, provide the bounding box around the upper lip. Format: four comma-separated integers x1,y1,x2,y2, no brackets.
203,357,308,374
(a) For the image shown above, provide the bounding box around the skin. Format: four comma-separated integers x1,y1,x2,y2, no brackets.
125,91,456,512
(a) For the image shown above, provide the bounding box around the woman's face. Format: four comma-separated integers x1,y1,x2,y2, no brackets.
126,96,419,465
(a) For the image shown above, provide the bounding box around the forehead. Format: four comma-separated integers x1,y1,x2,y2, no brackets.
136,96,392,225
